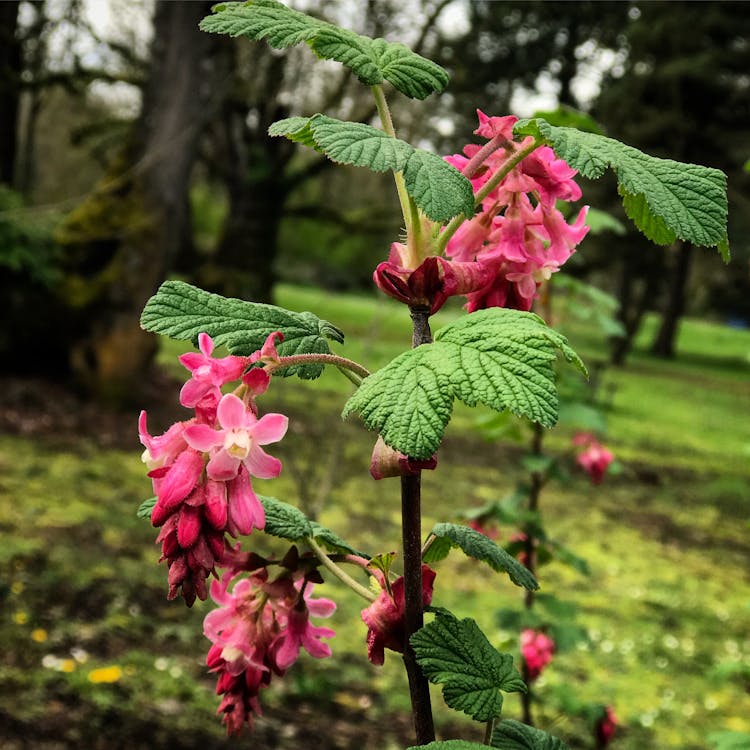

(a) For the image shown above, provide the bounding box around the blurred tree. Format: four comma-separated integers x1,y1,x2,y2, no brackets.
595,1,750,359
199,0,452,303
0,1,21,185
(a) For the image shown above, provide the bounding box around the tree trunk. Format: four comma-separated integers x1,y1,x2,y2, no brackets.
0,1,21,185
609,242,664,366
54,0,224,401
650,241,693,358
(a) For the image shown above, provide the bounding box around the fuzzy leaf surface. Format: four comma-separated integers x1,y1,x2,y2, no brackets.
200,0,448,99
136,497,157,520
411,611,526,722
140,280,344,380
270,115,473,221
425,523,538,591
259,497,366,556
342,308,585,460
407,743,489,750
492,720,572,750
260,496,312,540
514,118,729,257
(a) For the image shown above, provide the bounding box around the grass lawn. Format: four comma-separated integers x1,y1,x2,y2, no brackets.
1,284,749,749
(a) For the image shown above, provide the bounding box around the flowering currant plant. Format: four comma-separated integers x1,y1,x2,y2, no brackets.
136,1,729,747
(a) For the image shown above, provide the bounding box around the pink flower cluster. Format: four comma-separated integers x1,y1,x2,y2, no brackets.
139,333,288,606
205,565,335,735
372,111,588,315
140,331,341,735
444,111,589,312
361,564,436,665
573,432,615,485
520,628,555,681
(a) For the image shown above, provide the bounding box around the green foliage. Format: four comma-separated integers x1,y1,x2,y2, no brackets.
270,115,474,222
140,280,345,379
411,610,526,722
491,720,571,750
342,308,585,460
407,743,488,750
200,0,449,99
423,523,538,591
514,118,729,258
259,496,365,556
0,186,62,286
708,731,750,750
135,496,156,520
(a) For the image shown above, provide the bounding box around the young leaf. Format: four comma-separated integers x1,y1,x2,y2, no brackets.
342,308,585,460
200,0,449,100
270,115,474,222
411,610,526,723
491,719,572,750
308,521,368,558
424,523,539,591
259,495,313,540
140,280,344,379
514,118,729,258
259,497,367,557
136,496,157,520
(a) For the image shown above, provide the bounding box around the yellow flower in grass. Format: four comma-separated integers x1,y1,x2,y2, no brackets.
88,665,123,684
31,628,48,643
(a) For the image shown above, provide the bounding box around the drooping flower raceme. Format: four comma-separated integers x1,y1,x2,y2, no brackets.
444,111,589,312
204,568,336,735
138,333,288,604
520,628,555,681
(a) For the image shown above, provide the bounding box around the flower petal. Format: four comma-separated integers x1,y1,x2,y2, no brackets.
244,446,282,480
251,413,288,445
184,423,222,452
206,450,241,482
217,393,250,430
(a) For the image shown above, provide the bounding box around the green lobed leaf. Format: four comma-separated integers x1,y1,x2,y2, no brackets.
140,280,344,380
200,0,449,100
411,610,526,723
260,495,312,540
491,720,572,750
425,523,539,591
270,114,474,222
514,118,729,257
308,521,368,558
136,496,157,520
407,743,489,750
259,497,367,557
342,308,586,460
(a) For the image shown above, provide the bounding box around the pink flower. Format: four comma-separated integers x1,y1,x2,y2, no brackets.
373,245,491,314
184,393,288,482
179,333,249,420
595,705,618,747
270,586,336,671
520,629,555,681
361,565,436,665
573,432,614,485
443,112,589,312
204,570,336,735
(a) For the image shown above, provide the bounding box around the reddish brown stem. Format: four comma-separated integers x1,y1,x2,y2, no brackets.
401,305,435,745
520,422,545,726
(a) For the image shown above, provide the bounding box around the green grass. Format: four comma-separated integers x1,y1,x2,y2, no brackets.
2,285,750,749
